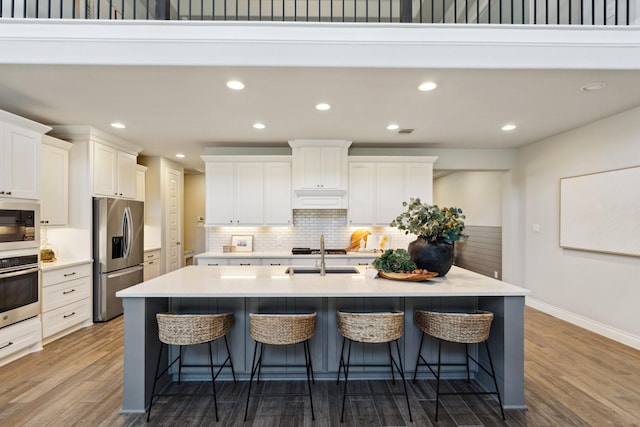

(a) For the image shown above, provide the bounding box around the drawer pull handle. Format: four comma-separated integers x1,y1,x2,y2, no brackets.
63,312,76,319
63,289,76,295
0,342,13,350
63,272,77,277
358,263,369,265
208,263,219,266
270,263,281,266
240,263,250,266
148,261,154,265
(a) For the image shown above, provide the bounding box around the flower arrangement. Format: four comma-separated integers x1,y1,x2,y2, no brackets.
390,198,467,244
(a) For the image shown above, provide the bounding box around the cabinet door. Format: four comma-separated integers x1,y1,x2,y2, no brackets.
135,168,146,202
404,163,433,204
205,162,235,225
93,142,118,197
264,162,292,225
117,151,137,199
320,146,343,189
1,124,40,199
296,147,322,188
376,163,404,225
348,163,375,225
235,163,264,225
40,142,69,226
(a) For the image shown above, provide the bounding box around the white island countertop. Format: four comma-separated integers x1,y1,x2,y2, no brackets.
116,265,530,298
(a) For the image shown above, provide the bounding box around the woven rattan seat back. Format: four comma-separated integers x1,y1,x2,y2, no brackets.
249,313,317,345
156,313,234,346
337,311,404,343
414,310,493,344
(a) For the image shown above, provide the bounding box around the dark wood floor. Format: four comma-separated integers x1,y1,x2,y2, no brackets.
0,307,639,426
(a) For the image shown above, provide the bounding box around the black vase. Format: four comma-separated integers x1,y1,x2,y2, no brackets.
408,237,455,277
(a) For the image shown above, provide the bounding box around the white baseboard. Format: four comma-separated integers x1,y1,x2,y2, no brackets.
526,297,640,351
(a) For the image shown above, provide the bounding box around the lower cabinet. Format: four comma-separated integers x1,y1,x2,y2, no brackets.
143,249,161,281
0,317,42,367
41,262,92,345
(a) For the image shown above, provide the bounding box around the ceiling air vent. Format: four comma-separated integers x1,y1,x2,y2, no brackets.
397,128,414,134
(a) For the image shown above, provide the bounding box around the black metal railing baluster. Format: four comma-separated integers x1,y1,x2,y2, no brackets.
603,0,606,24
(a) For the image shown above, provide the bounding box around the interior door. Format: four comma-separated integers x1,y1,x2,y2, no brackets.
165,167,182,273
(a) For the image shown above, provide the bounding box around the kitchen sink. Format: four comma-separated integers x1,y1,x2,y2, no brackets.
284,266,360,275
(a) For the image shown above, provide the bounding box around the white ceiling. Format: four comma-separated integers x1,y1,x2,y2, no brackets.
1,34,639,173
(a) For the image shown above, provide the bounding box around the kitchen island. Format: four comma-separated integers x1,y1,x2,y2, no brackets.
116,265,530,413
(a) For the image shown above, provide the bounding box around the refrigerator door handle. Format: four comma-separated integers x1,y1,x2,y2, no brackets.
107,264,143,279
122,206,132,259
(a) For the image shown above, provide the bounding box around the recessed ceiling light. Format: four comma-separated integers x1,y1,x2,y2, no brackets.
315,103,331,111
110,122,126,129
580,82,606,92
226,80,245,90
501,124,517,131
253,122,266,129
418,82,438,92
175,153,185,158
386,124,399,130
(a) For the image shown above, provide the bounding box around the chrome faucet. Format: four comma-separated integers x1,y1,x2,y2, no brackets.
320,234,326,276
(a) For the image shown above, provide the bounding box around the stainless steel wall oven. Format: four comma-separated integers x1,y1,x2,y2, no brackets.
0,254,40,329
0,201,40,251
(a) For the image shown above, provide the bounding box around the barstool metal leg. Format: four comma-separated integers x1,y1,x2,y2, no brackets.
394,339,413,422
208,341,219,422
223,335,237,384
177,346,184,385
340,339,353,423
336,336,346,384
485,341,506,420
303,340,316,420
244,340,261,422
387,342,396,385
465,343,471,383
146,343,165,422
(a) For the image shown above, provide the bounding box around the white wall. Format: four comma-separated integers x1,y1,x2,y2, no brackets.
183,174,206,256
434,171,504,227
518,106,640,349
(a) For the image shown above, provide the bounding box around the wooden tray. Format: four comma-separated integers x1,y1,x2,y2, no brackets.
378,271,439,282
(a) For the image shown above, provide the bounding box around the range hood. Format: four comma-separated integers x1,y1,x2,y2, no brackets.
289,139,351,209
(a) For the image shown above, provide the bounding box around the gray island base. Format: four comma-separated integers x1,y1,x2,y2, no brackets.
116,265,530,413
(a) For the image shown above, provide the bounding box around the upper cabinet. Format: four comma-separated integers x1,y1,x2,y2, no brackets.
40,135,72,226
0,110,51,200
348,156,438,226
289,140,351,209
135,164,147,202
93,141,138,199
202,156,291,226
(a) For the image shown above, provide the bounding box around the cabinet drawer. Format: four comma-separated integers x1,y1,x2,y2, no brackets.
42,299,90,339
197,258,229,266
0,317,41,361
144,249,161,262
42,264,92,287
42,277,90,312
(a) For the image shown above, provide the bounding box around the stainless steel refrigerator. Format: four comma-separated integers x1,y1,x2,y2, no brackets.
93,197,144,322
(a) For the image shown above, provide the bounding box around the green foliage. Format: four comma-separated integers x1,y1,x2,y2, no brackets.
390,198,468,244
372,249,417,273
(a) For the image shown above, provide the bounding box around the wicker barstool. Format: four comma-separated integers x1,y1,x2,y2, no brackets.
244,313,317,421
336,311,412,423
147,313,236,423
413,310,505,421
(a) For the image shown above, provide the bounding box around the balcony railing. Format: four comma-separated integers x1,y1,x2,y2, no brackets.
0,0,631,24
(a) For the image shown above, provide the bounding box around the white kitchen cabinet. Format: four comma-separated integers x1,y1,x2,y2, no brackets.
93,141,137,199
40,136,72,226
202,156,291,226
264,162,292,225
41,262,92,344
289,140,351,209
0,317,42,368
348,157,437,226
135,164,147,202
0,111,50,200
143,249,161,281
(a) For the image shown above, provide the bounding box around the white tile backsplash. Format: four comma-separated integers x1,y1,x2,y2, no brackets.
205,210,413,253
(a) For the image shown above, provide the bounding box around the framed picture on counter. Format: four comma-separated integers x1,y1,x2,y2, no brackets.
231,235,253,252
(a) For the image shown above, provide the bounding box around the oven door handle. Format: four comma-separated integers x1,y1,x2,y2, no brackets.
0,267,39,279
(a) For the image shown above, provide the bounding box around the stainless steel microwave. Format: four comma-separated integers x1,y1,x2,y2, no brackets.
0,201,40,250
